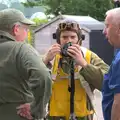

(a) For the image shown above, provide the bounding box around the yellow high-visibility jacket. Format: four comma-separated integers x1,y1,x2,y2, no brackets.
49,47,109,120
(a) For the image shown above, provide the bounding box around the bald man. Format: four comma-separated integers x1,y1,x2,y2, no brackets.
102,8,120,120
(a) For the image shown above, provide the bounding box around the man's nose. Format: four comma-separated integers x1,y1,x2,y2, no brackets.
66,37,72,43
103,28,106,35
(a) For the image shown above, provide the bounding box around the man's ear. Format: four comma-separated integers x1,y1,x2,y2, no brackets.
52,33,56,39
12,24,19,35
81,34,85,40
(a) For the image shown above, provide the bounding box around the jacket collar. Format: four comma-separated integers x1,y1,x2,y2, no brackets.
0,30,16,41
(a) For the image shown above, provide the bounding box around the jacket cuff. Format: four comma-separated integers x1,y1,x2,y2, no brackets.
80,64,92,74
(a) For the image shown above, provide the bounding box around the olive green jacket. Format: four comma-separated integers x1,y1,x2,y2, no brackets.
0,30,52,120
80,50,109,91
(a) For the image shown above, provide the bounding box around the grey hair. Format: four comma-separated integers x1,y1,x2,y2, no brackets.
106,8,120,25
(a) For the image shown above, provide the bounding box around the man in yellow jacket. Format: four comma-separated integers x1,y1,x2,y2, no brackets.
42,19,109,120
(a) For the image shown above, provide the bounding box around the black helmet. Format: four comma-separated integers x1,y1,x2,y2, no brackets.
53,19,85,44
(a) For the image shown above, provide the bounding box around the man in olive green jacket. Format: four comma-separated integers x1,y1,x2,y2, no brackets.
0,8,52,120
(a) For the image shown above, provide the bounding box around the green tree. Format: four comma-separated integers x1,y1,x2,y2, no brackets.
21,0,43,7
23,0,114,21
32,17,48,26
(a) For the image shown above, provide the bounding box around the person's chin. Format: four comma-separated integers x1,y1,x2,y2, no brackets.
108,39,113,46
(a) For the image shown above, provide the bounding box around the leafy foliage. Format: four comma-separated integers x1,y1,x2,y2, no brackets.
23,0,114,21
32,18,48,26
